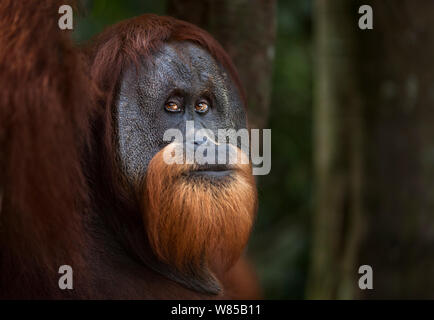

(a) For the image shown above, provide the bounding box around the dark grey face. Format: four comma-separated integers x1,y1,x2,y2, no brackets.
115,41,247,182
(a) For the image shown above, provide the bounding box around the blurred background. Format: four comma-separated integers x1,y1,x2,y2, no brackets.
74,0,434,299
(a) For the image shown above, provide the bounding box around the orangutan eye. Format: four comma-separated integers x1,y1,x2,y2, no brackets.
165,101,181,112
195,101,209,113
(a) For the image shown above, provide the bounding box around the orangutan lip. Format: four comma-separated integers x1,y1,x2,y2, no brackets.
190,170,233,177
193,164,233,172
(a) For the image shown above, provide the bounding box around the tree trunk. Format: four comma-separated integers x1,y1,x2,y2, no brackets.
309,0,434,299
307,0,363,299
167,0,276,129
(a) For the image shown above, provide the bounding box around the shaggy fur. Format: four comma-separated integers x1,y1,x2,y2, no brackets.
144,143,256,282
0,2,259,299
0,0,96,298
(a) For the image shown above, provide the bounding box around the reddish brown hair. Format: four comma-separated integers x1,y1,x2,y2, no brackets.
0,0,96,298
143,143,257,294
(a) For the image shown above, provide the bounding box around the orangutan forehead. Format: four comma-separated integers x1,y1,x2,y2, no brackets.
137,42,231,90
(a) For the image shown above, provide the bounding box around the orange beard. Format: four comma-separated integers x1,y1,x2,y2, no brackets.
143,143,257,281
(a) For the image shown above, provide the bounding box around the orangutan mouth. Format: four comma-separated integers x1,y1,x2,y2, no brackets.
188,164,234,178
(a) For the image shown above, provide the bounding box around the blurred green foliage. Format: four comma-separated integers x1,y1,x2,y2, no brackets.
74,0,312,299
74,0,166,43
